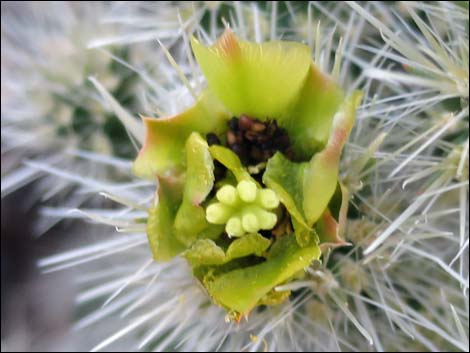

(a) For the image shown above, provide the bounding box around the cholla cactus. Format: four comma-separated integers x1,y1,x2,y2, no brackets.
10,1,468,352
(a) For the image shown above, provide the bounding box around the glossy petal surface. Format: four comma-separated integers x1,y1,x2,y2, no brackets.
134,91,229,179
191,29,311,120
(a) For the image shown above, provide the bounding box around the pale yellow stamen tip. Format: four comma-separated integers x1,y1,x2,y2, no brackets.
242,213,259,233
206,203,232,224
226,217,244,237
237,180,257,203
258,211,277,230
258,189,280,209
216,185,239,205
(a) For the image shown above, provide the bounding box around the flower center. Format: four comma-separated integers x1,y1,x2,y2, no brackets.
205,115,294,236
208,114,293,166
226,115,293,165
205,180,280,236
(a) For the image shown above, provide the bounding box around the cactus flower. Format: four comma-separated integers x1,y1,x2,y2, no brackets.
133,29,362,317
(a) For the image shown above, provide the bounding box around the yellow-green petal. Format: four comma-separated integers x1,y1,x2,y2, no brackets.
174,132,218,245
183,132,214,204
184,233,271,267
209,145,256,183
263,152,309,228
226,233,271,259
133,90,229,179
287,64,344,159
191,29,311,120
147,177,186,261
303,91,363,226
184,239,226,266
292,217,319,248
206,235,320,315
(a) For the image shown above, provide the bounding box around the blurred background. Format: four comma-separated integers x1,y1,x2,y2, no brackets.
1,188,75,351
1,2,116,350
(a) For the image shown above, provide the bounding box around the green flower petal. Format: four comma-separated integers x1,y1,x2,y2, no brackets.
184,233,271,267
147,177,186,261
147,133,224,260
174,132,221,246
226,233,271,259
133,90,229,179
263,91,361,246
181,132,215,204
263,152,309,228
209,145,255,183
287,65,344,159
191,29,311,120
303,91,363,225
292,217,319,248
206,235,320,315
175,204,224,246
184,239,226,266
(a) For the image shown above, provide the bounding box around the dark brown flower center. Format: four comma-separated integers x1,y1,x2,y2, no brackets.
226,115,293,165
207,115,294,181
